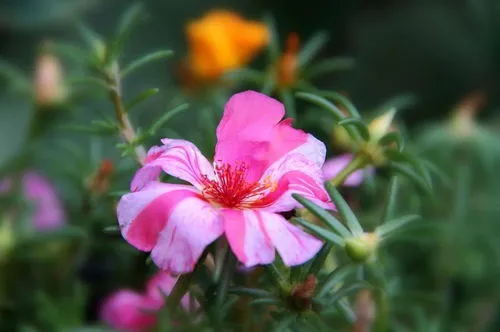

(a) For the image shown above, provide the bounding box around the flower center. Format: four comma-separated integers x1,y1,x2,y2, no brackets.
202,162,272,209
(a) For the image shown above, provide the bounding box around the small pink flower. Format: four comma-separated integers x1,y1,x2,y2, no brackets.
100,271,196,332
322,154,373,187
0,171,65,231
117,91,331,274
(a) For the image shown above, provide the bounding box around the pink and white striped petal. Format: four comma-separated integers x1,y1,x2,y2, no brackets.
117,182,200,251
151,196,223,274
257,211,323,266
215,91,308,182
222,209,275,267
223,209,322,267
131,139,214,192
252,136,331,212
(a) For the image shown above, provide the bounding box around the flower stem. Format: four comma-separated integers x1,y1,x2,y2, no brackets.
105,64,146,165
166,272,194,312
329,154,368,187
215,250,236,308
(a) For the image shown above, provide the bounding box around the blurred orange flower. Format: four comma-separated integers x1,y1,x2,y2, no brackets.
185,10,269,80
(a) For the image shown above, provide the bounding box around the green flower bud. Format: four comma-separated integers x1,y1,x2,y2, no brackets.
344,233,379,263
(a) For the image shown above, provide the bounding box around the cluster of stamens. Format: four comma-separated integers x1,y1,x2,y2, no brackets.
202,161,271,208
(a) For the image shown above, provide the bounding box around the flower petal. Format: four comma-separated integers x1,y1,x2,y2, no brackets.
151,196,223,274
131,139,214,192
22,172,66,231
100,290,159,332
251,135,331,212
130,145,167,191
223,209,322,267
117,183,200,251
215,91,308,182
322,154,371,187
222,209,275,267
258,211,323,266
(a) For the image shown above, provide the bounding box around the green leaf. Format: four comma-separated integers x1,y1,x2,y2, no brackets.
385,150,432,189
296,92,346,121
280,88,296,119
388,162,432,195
377,214,421,239
69,76,109,90
261,74,276,95
148,103,189,136
224,68,265,84
335,299,356,323
121,50,174,78
250,298,281,307
298,31,328,67
0,59,31,93
108,3,146,61
125,88,159,111
326,281,371,305
228,288,274,298
379,131,404,151
294,218,345,247
422,159,452,188
316,90,360,118
77,23,104,52
308,243,333,275
60,119,119,136
263,14,280,61
292,194,350,237
302,57,355,79
324,182,364,236
338,117,370,141
103,226,120,234
317,264,357,298
380,175,399,222
273,315,297,332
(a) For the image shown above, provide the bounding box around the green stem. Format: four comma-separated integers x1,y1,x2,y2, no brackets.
373,288,389,332
105,63,146,165
215,251,236,308
165,250,208,312
166,272,194,312
330,154,368,187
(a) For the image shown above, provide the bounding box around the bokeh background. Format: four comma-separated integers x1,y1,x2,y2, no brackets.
2,0,500,331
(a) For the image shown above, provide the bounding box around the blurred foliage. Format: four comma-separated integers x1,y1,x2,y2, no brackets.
1,0,500,331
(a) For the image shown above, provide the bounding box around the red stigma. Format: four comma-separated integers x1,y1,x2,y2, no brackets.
202,162,271,208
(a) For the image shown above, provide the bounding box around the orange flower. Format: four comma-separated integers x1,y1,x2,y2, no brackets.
186,10,269,80
277,33,300,88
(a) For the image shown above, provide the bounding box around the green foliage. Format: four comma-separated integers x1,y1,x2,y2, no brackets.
1,1,500,331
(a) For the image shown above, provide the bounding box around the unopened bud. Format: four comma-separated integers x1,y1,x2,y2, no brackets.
368,108,396,142
449,91,485,138
344,233,379,263
86,160,114,196
290,274,317,311
353,289,375,332
277,33,300,88
34,44,65,106
91,38,107,67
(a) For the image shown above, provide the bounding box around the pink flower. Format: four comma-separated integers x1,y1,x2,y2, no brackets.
0,171,65,231
322,154,373,187
117,91,331,274
100,271,196,332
